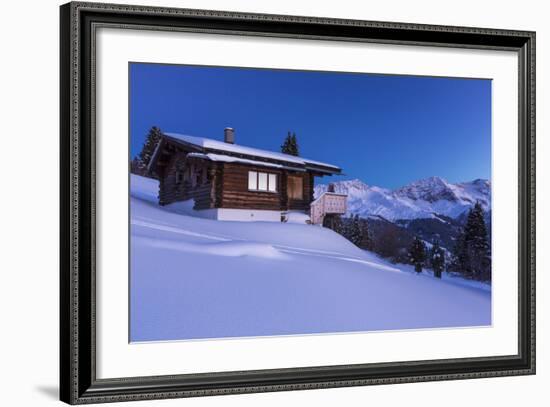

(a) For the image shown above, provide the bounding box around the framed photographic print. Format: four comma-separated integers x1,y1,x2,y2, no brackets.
60,1,536,404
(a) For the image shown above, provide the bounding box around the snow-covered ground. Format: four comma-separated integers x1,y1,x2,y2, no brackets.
130,175,491,342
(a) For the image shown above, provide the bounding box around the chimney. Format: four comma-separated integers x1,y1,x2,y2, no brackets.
224,127,235,144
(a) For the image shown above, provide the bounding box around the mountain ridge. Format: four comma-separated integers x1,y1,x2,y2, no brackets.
314,176,491,222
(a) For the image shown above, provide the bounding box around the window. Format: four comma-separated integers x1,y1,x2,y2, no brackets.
248,171,277,192
287,175,303,199
268,174,277,192
248,171,258,190
258,172,268,190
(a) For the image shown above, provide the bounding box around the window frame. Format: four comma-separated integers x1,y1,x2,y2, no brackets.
248,170,278,193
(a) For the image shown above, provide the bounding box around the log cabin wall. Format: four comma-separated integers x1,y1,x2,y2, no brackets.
219,164,314,212
158,152,186,205
220,163,283,211
157,148,317,212
158,153,217,209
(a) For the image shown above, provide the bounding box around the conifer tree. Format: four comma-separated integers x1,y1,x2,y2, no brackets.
340,216,351,241
323,214,343,234
449,202,491,281
138,126,162,166
291,132,300,156
339,215,362,246
450,228,468,275
360,218,374,251
430,240,445,278
408,236,427,273
353,215,364,246
350,214,364,246
281,131,300,156
463,201,491,280
133,126,162,179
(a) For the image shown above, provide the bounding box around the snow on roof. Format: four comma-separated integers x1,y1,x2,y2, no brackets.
164,132,340,171
187,152,306,171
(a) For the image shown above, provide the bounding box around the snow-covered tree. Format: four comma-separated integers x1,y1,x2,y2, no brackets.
408,236,427,273
430,240,445,278
281,131,300,156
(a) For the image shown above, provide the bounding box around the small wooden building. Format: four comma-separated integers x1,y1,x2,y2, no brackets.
147,128,344,222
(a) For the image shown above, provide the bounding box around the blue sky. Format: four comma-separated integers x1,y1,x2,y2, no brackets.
130,63,491,189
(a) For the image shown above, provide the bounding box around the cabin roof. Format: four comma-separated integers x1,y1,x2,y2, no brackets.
187,152,307,172
163,132,341,174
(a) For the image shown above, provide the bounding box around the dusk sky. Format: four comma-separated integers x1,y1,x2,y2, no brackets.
130,63,491,189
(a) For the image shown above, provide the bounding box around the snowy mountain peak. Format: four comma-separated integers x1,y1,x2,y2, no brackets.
394,176,458,203
332,178,370,191
314,177,491,221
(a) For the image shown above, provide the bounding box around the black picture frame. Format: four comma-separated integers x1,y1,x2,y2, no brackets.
60,2,536,404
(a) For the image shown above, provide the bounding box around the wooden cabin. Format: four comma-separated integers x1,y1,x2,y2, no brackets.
147,128,345,223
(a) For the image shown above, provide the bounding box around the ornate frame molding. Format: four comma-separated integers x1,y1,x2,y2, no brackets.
60,2,535,404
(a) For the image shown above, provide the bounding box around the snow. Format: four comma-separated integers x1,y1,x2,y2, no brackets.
389,261,492,293
164,132,340,170
130,175,491,342
315,177,491,221
187,152,305,171
284,211,311,224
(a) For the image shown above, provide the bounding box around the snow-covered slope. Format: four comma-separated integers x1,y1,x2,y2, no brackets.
130,175,490,342
315,177,490,221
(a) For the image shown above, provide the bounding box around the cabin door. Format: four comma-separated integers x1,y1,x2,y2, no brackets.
287,175,304,200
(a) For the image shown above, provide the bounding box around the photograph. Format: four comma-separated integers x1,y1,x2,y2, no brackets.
129,63,493,343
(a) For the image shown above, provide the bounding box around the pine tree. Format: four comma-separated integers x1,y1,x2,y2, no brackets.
323,214,343,234
463,201,491,280
449,202,491,281
408,236,427,273
138,126,162,165
281,131,300,156
360,218,374,251
450,228,468,275
281,131,293,155
340,216,351,241
351,215,364,246
340,215,362,246
291,132,300,156
430,240,445,278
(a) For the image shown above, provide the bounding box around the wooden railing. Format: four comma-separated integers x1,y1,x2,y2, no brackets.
310,192,347,225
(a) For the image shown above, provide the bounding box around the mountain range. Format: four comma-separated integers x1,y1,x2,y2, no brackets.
314,176,491,222
314,177,491,253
